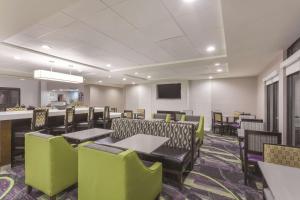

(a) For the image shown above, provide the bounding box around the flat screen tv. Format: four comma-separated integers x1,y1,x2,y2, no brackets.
0,87,20,110
157,83,181,99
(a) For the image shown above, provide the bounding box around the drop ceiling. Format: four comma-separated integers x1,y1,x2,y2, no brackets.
0,0,300,86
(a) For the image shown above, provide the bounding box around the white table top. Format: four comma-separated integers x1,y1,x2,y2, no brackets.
63,128,114,142
109,134,169,154
0,108,121,121
258,161,300,200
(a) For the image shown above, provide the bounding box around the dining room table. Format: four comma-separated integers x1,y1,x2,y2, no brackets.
99,134,170,154
62,128,114,144
258,161,300,200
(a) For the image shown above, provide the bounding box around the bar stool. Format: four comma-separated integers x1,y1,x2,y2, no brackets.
76,107,94,130
51,107,75,134
95,106,110,129
11,108,49,166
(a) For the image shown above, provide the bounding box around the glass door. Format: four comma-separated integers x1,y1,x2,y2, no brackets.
287,72,300,146
266,82,279,131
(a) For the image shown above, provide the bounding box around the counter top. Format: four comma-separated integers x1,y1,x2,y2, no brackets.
0,107,104,121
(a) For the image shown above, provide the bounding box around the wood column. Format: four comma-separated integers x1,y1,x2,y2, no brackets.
0,120,12,167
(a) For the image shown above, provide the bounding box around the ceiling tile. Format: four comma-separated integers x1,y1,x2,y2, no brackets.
112,0,170,28
157,36,199,60
139,18,183,42
63,0,107,21
101,0,128,7
39,12,75,30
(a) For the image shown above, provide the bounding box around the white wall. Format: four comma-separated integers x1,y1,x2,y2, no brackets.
211,77,257,115
125,77,258,130
125,80,189,120
0,77,40,106
87,85,124,111
189,80,212,130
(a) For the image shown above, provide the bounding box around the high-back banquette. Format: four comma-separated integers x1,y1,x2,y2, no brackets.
111,118,195,151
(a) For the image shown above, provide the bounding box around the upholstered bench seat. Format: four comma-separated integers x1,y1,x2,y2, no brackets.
95,136,121,145
152,146,191,170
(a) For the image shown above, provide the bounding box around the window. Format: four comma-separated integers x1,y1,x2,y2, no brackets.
266,82,279,131
287,72,300,146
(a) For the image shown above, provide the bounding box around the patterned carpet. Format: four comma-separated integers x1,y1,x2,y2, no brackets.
0,133,263,200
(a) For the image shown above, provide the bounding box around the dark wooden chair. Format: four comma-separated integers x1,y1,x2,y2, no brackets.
95,106,110,129
51,107,75,134
110,107,117,112
124,110,133,119
76,107,94,130
11,108,49,166
244,130,281,185
212,112,227,134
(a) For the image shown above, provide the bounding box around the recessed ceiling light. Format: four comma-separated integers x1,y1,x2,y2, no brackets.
98,80,103,83
217,69,223,72
122,78,127,81
108,75,112,78
42,45,51,50
147,75,151,79
106,64,111,67
214,63,220,66
14,56,21,60
132,82,136,85
134,72,139,75
206,45,216,52
209,76,213,79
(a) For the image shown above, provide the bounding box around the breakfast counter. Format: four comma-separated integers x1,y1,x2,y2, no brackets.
0,107,121,167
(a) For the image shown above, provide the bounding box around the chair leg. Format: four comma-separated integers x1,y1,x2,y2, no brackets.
49,195,56,200
26,185,32,194
155,194,161,200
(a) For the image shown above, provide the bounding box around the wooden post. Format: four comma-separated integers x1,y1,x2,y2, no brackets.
0,120,12,167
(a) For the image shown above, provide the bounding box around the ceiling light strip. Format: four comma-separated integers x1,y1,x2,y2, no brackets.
1,42,109,72
34,70,83,84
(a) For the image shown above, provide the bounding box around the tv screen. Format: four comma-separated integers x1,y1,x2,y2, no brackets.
0,87,20,109
157,83,181,99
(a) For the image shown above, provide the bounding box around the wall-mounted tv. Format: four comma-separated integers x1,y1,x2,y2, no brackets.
157,83,181,99
0,87,20,110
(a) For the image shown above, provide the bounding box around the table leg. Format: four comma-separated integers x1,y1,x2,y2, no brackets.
0,120,12,167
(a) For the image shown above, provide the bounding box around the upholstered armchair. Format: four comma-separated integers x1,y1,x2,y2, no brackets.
196,116,204,142
25,132,78,200
78,143,162,200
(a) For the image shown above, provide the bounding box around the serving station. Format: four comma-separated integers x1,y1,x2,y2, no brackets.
0,107,121,167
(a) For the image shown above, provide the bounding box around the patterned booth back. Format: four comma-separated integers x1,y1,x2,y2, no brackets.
111,118,195,150
152,113,167,120
239,115,256,121
240,120,264,131
245,130,281,154
264,144,300,168
185,115,200,122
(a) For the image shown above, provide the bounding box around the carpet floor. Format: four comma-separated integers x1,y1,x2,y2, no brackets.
0,133,263,200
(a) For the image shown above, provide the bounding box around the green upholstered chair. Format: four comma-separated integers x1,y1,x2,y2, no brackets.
78,143,162,200
25,132,78,200
180,114,186,122
166,114,171,123
196,116,205,143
